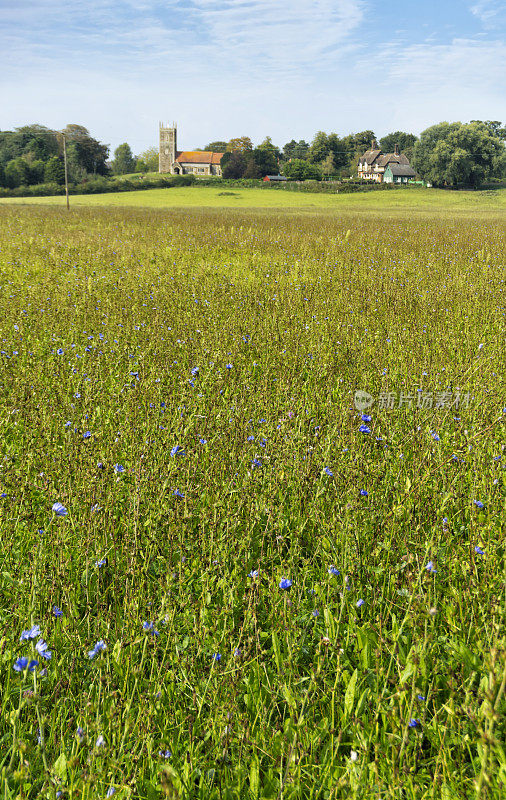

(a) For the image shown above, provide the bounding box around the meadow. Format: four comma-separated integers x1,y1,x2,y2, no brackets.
0,201,504,799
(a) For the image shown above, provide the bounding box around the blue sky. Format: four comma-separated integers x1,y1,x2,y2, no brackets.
1,0,505,155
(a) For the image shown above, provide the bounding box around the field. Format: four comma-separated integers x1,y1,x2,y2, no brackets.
0,201,504,799
2,184,506,212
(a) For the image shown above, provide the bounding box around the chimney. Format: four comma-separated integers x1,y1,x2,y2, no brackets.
394,143,399,156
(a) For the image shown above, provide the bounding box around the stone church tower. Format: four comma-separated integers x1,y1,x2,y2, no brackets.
159,122,177,173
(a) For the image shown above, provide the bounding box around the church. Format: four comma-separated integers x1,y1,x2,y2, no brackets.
159,122,224,177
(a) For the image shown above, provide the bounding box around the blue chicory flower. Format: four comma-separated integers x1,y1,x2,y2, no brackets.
279,578,292,590
52,502,67,516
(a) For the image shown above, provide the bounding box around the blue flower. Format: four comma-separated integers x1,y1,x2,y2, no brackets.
170,445,185,457
114,464,125,474
159,750,172,759
191,366,199,376
356,599,364,608
77,726,84,741
431,433,440,442
361,414,372,422
408,718,420,728
324,467,333,476
199,438,207,444
328,565,340,577
64,421,72,428
475,546,485,555
473,500,484,509
56,348,64,355
226,364,233,369
279,578,292,590
248,570,259,578
83,431,91,439
95,559,107,568
20,625,41,641
13,657,38,672
251,458,262,468
312,609,319,617
88,640,107,659
234,649,241,657
52,502,67,516
37,528,44,535
143,621,160,636
360,489,368,497
213,653,221,662
417,695,426,701
359,425,371,434
425,561,436,573
173,489,184,498
52,606,63,617
36,639,52,660
247,435,255,442
106,788,116,797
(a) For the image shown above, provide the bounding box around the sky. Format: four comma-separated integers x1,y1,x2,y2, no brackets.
1,0,505,155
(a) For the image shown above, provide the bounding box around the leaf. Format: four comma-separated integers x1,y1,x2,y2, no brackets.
250,753,259,799
53,752,67,781
271,630,282,673
344,668,358,720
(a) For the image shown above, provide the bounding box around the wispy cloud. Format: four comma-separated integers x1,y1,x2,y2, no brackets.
470,1,506,27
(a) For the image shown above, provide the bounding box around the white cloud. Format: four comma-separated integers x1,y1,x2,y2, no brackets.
470,1,506,26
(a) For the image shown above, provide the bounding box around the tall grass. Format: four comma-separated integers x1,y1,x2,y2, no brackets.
0,205,504,799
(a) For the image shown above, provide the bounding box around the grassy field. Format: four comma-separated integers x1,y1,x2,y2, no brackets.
2,184,506,212
0,203,504,799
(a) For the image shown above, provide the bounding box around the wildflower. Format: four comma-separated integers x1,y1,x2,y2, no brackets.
408,718,420,728
234,649,241,657
425,561,436,573
173,489,184,498
417,695,426,701
473,500,484,509
199,438,207,444
359,425,371,434
170,445,185,457
52,502,67,516
248,570,259,578
114,464,125,474
88,640,107,659
431,433,440,442
35,639,52,660
96,735,105,748
361,414,372,422
279,578,292,590
142,621,160,636
52,606,63,617
37,528,44,535
20,624,41,641
247,435,255,442
13,657,38,672
190,366,199,376
324,467,333,476
106,788,116,797
360,489,368,497
77,726,84,741
251,458,262,468
350,750,358,762
226,364,233,369
312,609,319,617
56,348,63,355
328,566,340,577
83,431,91,439
475,546,485,555
213,653,221,662
356,599,364,608
159,750,172,759
95,559,107,568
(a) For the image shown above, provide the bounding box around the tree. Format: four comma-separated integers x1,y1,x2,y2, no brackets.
379,131,418,161
251,147,278,177
62,125,109,176
412,121,504,187
283,159,321,180
243,157,261,178
282,139,310,161
309,131,330,163
44,156,65,184
112,143,135,175
28,159,45,184
4,158,31,188
135,146,159,172
202,141,228,152
226,137,253,153
470,120,506,140
321,153,336,178
221,151,247,178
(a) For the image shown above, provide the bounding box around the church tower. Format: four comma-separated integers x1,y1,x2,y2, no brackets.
159,122,177,173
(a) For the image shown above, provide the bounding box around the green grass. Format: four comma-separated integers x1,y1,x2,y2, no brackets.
0,204,504,799
2,184,506,212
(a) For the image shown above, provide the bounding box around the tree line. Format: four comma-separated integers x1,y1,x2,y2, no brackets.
0,121,505,190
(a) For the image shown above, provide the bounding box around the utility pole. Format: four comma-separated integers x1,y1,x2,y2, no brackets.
61,132,70,210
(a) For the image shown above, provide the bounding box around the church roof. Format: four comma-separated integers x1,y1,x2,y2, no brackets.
175,151,224,164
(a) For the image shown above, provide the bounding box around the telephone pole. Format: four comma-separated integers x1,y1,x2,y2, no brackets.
61,132,70,210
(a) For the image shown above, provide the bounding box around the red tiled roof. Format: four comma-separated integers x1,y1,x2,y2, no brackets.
175,151,224,164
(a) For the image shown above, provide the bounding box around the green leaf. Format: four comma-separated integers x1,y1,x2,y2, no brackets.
250,753,259,799
53,752,67,781
271,630,282,673
344,668,358,720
